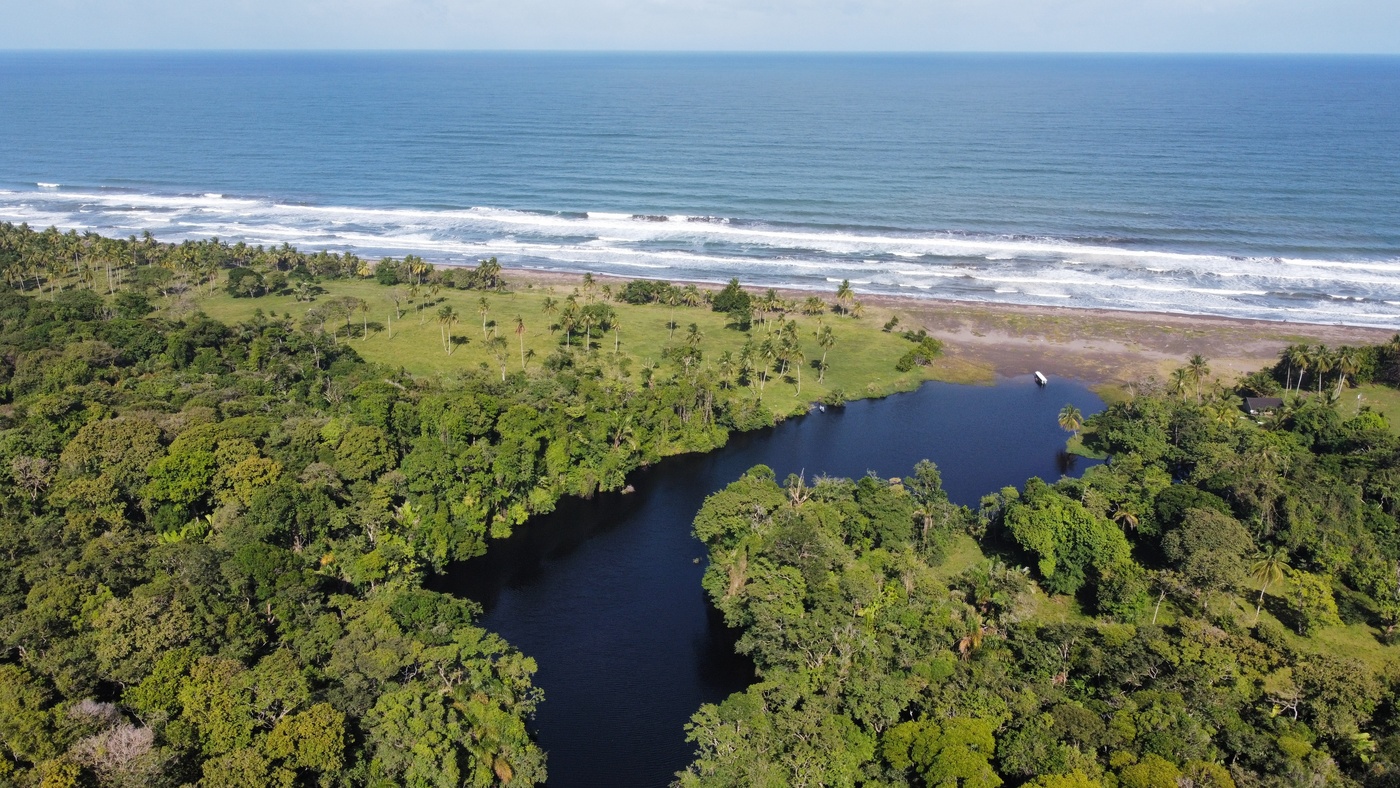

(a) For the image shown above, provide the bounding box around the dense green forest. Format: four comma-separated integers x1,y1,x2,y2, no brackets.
0,225,799,787
681,356,1400,786
4,222,1400,787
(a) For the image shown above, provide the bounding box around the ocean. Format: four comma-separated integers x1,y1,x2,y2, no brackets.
1,52,1398,327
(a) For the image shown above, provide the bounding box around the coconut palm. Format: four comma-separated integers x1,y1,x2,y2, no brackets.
1335,346,1361,395
684,322,704,348
558,303,578,347
1111,505,1139,532
1286,344,1309,394
816,325,836,383
1167,368,1189,401
514,316,527,369
716,350,737,388
802,296,826,316
665,289,681,339
1187,354,1210,401
758,337,778,394
437,305,459,354
1311,345,1334,394
580,308,600,350
1248,546,1291,623
1058,404,1084,437
477,297,491,338
487,335,510,380
835,279,855,314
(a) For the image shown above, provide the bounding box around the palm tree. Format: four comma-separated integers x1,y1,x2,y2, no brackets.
1169,367,1191,401
579,308,598,350
1248,546,1291,623
612,314,623,354
542,296,559,321
1312,345,1334,394
1187,354,1210,401
717,350,737,388
957,610,989,660
514,316,527,370
802,296,826,316
437,305,459,355
1058,404,1084,437
835,279,854,315
1111,505,1139,532
850,301,865,319
487,335,510,380
816,325,836,383
1286,344,1309,394
1279,345,1297,391
477,297,491,338
758,337,778,394
685,322,704,348
558,303,578,348
1335,346,1361,395
665,289,681,339
359,299,371,340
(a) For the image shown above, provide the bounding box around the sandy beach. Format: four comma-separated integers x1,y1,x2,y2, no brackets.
504,267,1395,387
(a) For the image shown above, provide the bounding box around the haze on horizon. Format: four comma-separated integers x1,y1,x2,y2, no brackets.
2,0,1397,54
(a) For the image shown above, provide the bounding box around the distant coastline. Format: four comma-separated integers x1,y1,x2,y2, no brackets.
502,267,1394,386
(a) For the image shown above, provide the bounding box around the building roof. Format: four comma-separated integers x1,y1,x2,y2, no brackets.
1245,397,1284,413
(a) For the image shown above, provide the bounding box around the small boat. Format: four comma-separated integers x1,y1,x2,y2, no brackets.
1034,371,1048,386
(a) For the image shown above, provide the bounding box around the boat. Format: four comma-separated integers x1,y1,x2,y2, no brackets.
1034,371,1048,386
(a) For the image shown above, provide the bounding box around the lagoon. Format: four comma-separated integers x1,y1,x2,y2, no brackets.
428,376,1104,786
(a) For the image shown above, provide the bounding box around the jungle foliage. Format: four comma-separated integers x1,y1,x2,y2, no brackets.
0,229,778,786
681,372,1400,787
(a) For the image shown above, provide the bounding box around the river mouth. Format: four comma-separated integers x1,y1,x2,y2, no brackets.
427,375,1105,787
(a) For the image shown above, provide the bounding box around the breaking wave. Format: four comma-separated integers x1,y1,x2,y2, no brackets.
2,187,1399,328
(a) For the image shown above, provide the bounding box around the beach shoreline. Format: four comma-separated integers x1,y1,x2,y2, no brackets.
502,266,1395,387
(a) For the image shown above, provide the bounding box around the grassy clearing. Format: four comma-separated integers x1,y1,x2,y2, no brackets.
187,276,986,415
1351,383,1400,429
931,534,989,582
1064,434,1108,459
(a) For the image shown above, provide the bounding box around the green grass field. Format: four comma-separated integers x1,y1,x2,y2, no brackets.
186,276,992,415
1351,383,1400,428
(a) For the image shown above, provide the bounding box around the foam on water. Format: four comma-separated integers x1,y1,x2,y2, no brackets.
2,185,1399,327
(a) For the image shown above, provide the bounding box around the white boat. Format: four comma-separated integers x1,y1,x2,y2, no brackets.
1034,371,1048,386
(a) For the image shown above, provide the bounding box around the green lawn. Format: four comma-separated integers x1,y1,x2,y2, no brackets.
1351,383,1400,430
186,276,991,416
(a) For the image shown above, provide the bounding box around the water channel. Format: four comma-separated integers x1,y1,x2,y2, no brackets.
427,376,1105,787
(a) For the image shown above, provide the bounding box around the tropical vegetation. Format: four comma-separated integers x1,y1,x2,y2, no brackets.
680,357,1400,787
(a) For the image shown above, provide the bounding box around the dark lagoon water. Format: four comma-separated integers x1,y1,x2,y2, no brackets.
428,376,1105,787
2,53,1399,325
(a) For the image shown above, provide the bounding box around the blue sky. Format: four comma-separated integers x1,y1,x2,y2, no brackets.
4,0,1397,53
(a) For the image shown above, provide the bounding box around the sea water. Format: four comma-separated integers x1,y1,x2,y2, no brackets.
1,52,1397,327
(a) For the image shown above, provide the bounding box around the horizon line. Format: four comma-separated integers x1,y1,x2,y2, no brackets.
2,48,1399,57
